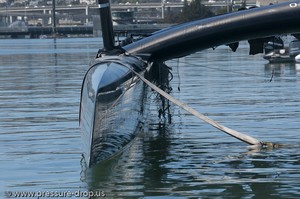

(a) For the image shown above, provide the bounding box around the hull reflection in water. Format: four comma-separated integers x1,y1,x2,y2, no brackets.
80,55,149,166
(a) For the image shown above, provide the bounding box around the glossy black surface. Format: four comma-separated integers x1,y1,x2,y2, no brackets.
80,55,148,166
124,2,300,61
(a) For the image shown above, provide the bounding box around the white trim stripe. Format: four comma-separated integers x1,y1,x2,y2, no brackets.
98,3,109,8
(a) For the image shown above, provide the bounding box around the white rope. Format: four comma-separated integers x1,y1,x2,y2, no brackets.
132,69,264,146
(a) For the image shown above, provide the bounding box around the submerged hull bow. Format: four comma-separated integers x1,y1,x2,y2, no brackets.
80,55,148,166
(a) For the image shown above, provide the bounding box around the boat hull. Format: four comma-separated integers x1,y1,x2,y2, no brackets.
263,49,294,63
289,40,300,58
80,55,148,166
264,39,300,63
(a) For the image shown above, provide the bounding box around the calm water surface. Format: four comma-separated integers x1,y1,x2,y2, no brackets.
1,38,300,198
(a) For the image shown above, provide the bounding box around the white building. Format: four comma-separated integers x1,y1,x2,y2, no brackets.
80,0,96,5
256,0,288,6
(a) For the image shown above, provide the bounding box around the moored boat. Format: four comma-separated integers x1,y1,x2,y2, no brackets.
263,48,295,63
263,36,300,63
289,39,300,60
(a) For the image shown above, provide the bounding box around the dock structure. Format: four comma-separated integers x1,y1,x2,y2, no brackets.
0,0,269,38
0,23,171,38
0,1,258,27
0,25,93,38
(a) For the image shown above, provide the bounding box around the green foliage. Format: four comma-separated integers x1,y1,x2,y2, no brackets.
163,0,214,23
181,0,214,22
111,0,160,3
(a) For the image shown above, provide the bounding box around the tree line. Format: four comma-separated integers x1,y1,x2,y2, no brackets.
163,0,226,23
